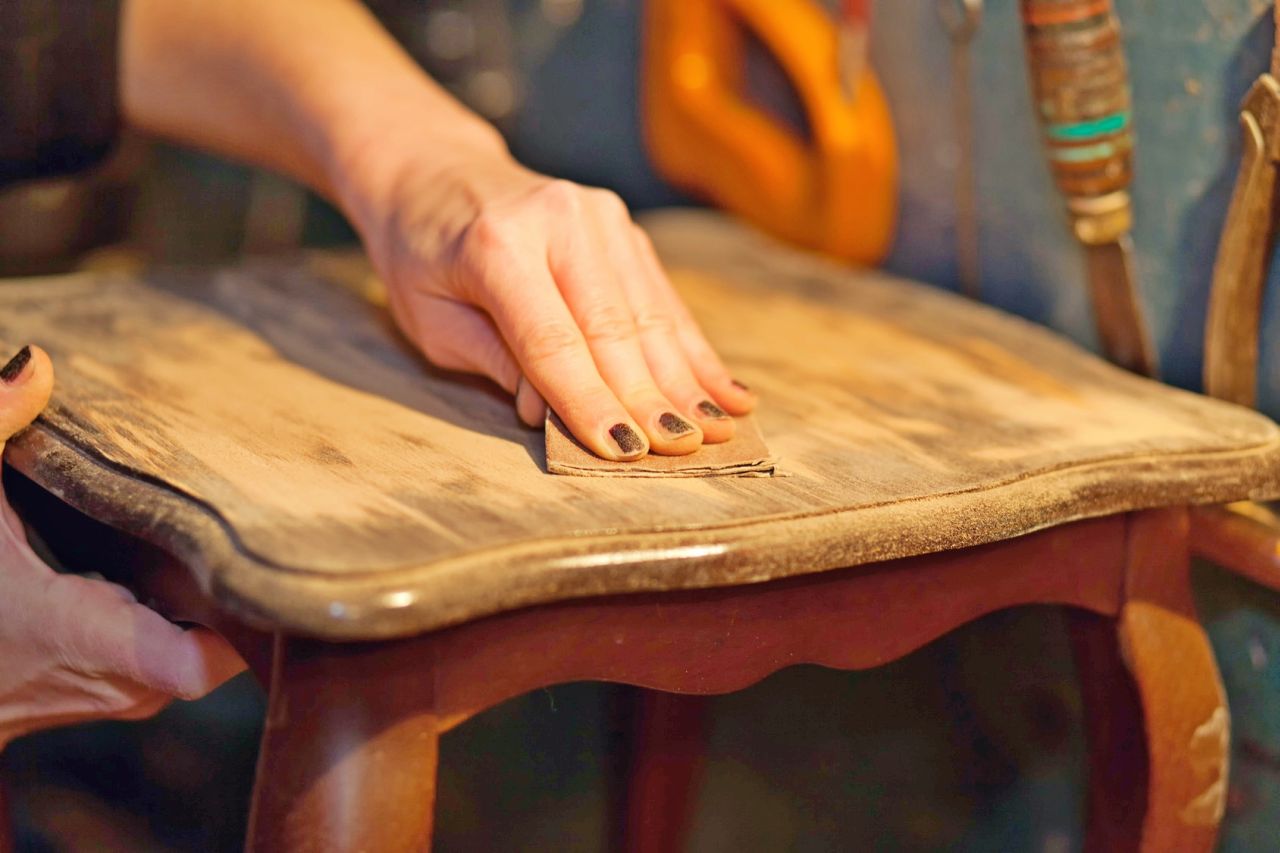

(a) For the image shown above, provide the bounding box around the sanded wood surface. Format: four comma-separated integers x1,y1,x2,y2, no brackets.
2,211,1279,639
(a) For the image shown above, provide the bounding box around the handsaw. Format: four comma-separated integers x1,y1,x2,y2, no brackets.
1204,4,1280,407
1020,0,1159,377
642,0,898,265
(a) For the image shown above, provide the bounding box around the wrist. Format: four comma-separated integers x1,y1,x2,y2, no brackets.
322,86,510,245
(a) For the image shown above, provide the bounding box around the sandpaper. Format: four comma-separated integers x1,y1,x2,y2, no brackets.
545,412,779,477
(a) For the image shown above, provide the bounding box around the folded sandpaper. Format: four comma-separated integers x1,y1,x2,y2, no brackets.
545,412,778,477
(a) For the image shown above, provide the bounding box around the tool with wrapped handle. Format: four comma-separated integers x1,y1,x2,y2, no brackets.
1020,0,1158,377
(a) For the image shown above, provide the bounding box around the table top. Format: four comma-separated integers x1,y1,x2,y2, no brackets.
3,211,1279,640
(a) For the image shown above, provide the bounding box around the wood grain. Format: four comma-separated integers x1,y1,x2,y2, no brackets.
2,211,1279,639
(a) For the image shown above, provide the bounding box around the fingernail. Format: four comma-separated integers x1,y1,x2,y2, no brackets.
696,399,729,419
1,346,32,384
658,412,695,436
609,423,645,456
731,379,751,392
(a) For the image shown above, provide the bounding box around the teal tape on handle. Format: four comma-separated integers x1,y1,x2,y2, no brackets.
1046,112,1129,141
1047,139,1120,163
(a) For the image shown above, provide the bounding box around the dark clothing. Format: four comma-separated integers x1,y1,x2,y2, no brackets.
0,0,122,186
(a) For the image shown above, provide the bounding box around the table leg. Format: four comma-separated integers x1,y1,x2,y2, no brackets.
1072,509,1227,852
1070,610,1146,850
621,689,709,853
0,773,12,853
246,635,441,852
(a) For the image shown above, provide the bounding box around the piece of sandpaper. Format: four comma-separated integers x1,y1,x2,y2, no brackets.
545,412,779,477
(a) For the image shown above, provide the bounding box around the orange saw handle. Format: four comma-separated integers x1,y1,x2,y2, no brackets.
642,0,898,265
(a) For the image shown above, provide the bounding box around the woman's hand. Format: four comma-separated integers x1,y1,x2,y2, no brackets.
346,140,757,461
120,0,756,460
0,347,246,749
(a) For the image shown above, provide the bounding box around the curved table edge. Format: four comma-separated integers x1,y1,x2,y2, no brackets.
8,421,1280,641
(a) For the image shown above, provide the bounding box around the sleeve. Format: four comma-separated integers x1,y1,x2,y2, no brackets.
0,0,124,187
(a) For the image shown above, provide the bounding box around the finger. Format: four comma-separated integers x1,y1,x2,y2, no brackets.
516,376,547,427
98,580,140,604
635,232,756,417
610,226,735,443
0,345,54,441
118,614,247,700
469,244,648,461
52,575,246,700
545,196,703,455
400,292,522,395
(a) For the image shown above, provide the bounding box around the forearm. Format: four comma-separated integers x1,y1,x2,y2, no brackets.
119,0,506,213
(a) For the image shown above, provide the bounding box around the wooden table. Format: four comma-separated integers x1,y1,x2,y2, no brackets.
2,211,1278,851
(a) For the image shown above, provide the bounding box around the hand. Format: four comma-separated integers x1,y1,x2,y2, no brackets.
0,346,246,749
349,140,757,461
119,0,755,461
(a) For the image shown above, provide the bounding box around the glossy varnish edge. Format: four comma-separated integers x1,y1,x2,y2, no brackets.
8,418,1280,641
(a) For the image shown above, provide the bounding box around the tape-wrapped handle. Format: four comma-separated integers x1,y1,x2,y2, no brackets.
1021,0,1133,242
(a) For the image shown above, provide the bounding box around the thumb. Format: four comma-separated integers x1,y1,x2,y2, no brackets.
0,345,54,442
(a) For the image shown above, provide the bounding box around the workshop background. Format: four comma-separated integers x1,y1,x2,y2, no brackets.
4,0,1280,850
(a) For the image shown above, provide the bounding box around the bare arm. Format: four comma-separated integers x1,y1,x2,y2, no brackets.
120,0,500,209
120,0,756,460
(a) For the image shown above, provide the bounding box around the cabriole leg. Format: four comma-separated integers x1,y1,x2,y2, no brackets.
247,636,441,852
1073,509,1227,853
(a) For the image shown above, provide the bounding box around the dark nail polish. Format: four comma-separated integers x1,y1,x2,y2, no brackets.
731,379,751,392
0,346,31,384
697,399,729,419
658,412,695,436
609,423,644,455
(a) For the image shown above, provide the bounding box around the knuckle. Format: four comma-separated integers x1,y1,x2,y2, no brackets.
580,303,638,345
461,209,521,261
520,323,582,364
590,188,629,218
633,309,677,337
455,213,528,296
536,179,584,214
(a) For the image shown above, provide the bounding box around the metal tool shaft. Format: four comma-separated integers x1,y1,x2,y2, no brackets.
1084,237,1147,372
939,0,983,298
1020,0,1157,376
